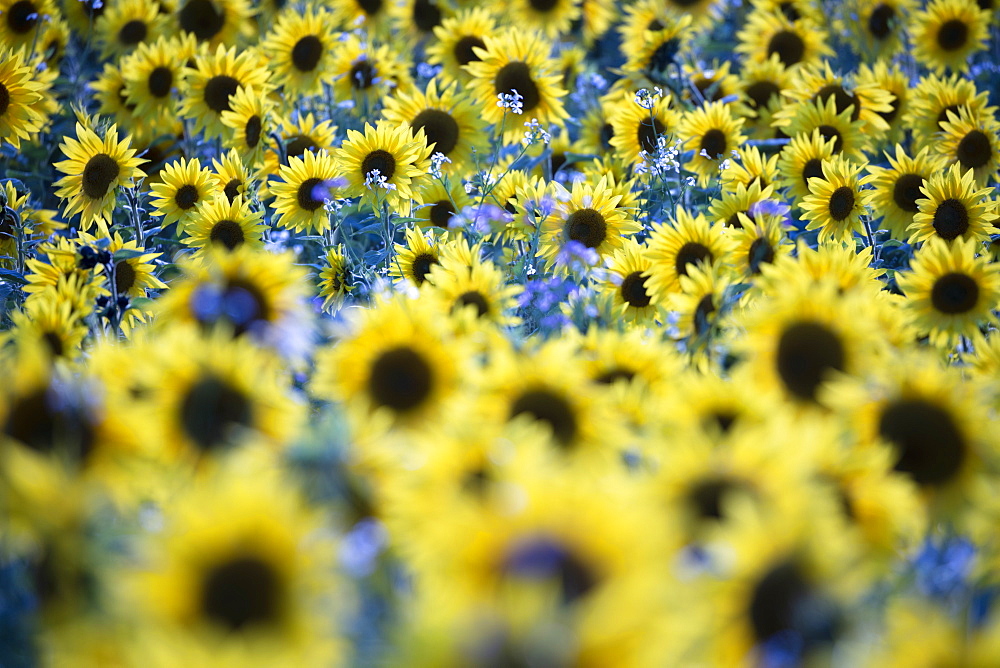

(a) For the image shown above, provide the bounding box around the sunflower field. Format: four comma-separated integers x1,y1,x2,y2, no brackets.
3,0,1000,664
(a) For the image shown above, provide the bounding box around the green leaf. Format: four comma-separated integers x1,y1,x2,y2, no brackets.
113,248,147,261
0,268,27,285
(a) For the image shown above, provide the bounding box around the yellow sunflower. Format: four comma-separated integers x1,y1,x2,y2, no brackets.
270,150,344,235
422,252,523,332
336,120,431,209
775,61,895,137
679,101,747,187
173,0,254,48
668,261,734,341
212,148,254,204
328,34,410,111
862,145,946,240
644,207,736,298
854,61,911,147
95,0,166,59
317,245,353,311
736,9,833,69
619,15,693,89
842,0,916,60
935,104,1000,187
904,71,993,151
390,225,447,287
122,34,196,123
0,0,57,52
53,122,146,234
0,47,47,149
776,129,838,204
607,89,682,167
907,163,997,245
911,0,990,74
599,238,662,326
800,155,867,243
427,7,497,84
733,54,792,140
180,43,270,139
149,156,217,230
183,195,265,253
731,214,792,279
262,7,338,97
220,85,273,168
781,95,870,162
508,0,580,38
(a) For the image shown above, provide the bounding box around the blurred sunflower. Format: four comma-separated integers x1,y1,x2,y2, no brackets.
896,237,1000,348
862,145,945,240
910,0,990,74
0,47,47,149
422,253,522,332
412,180,471,231
756,240,883,298
679,101,747,187
173,0,253,47
645,207,735,298
733,54,792,140
0,0,57,52
336,120,431,209
180,44,270,138
669,262,734,341
54,122,146,234
731,214,791,279
262,7,338,97
720,146,780,194
7,295,88,360
907,163,997,244
427,7,496,84
508,0,580,39
390,0,452,43
328,35,409,109
854,61,910,146
736,9,832,69
95,0,165,59
904,71,993,151
935,105,1000,187
270,150,343,235
212,148,254,204
259,113,337,183
183,195,265,253
619,16,693,89
800,155,866,243
149,156,217,230
842,0,916,60
776,61,895,137
328,0,393,36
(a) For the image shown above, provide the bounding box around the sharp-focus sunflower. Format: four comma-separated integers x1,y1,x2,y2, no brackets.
607,90,682,167
862,145,946,240
270,151,344,235
212,148,254,204
220,85,272,168
336,120,431,209
412,180,471,231
935,105,1000,187
262,7,338,97
896,237,1000,348
95,0,165,59
736,9,833,70
53,122,146,234
183,195,265,253
709,181,777,230
911,0,990,74
645,207,736,298
721,146,780,194
390,226,447,287
317,245,352,311
149,156,217,230
908,163,997,245
463,29,568,142
904,72,993,151
173,0,254,47
329,35,410,110
733,54,792,140
427,7,497,84
775,61,895,137
180,44,270,139
600,238,662,326
382,78,488,177
776,129,838,204
781,96,870,162
800,155,867,243
679,101,747,187
0,47,47,149
732,213,792,279
80,230,167,332
259,112,338,184
122,34,196,123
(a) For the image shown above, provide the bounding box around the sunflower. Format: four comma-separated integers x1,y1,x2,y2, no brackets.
736,9,833,70
538,175,639,270
180,43,270,139
0,0,56,52
708,181,776,229
427,7,497,84
262,7,338,97
412,179,471,231
390,226,447,287
173,0,254,47
720,146,780,194
92,62,151,144
862,145,946,240
328,0,393,36
684,60,741,107
270,150,343,235
598,238,662,326
149,156,217,230
95,0,165,59
753,0,824,23
381,78,488,178
422,253,523,332
317,245,352,311
756,240,883,299
774,61,895,137
668,262,734,341
907,163,997,245
911,0,990,74
731,55,790,141
607,90,682,167
336,120,431,210
259,112,338,184
389,0,453,44
131,467,339,666
679,101,747,187
0,47,47,150
896,237,1000,348
122,34,196,122
731,214,792,279
800,155,867,243
463,29,568,141
53,122,146,234
212,148,254,204
904,72,993,151
80,230,167,330
935,105,1000,187
841,0,916,61
508,0,580,39
780,95,870,162
645,207,735,298
776,129,838,204
328,35,410,110
619,15,693,89
7,295,88,361
853,61,912,149
183,195,265,253
219,85,272,168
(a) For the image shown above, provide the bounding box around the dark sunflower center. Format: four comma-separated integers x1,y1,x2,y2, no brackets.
693,294,716,336
411,108,459,156
868,4,895,39
368,346,433,412
494,61,541,112
878,96,900,124
637,117,666,153
429,200,455,228
746,81,780,114
179,0,225,41
453,35,485,66
931,272,979,314
937,19,968,52
879,399,966,487
503,537,597,606
748,238,775,274
115,260,136,293
175,183,199,210
775,321,845,402
565,208,607,248
828,186,855,221
454,291,489,317
892,173,924,212
528,0,558,11
767,30,806,67
361,149,396,181
802,158,825,187
817,125,843,153
285,135,317,159
932,198,969,240
647,38,680,76
594,367,635,385
201,556,282,631
412,0,441,31
291,35,323,73
620,271,651,307
223,178,242,202
510,389,577,447
118,19,148,46
410,253,437,285
599,122,614,149
675,242,713,278
937,104,962,130
42,332,63,357
956,130,992,170
2,389,95,461
243,115,262,149
700,128,727,159
687,476,748,520
296,177,325,212
814,84,861,122
709,411,738,433
203,75,239,113
193,278,270,335
350,60,376,89
749,561,842,650
357,0,383,16
0,83,9,116
6,0,38,34
148,66,173,98
179,375,253,452
82,154,121,200
210,219,245,250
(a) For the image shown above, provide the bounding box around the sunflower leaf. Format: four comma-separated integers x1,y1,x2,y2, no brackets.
113,248,146,261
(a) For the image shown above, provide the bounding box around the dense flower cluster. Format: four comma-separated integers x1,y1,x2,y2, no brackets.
2,0,1000,665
